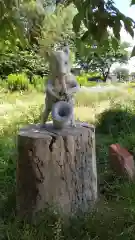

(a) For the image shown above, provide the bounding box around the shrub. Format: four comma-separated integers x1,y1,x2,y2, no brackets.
31,75,43,87
77,72,103,86
0,78,6,88
31,75,48,92
0,50,49,79
7,73,29,91
96,105,135,137
77,75,88,86
128,82,135,88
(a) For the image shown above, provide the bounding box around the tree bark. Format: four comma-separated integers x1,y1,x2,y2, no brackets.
102,67,111,82
16,122,97,219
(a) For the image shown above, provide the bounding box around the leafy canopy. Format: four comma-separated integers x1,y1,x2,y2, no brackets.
0,0,55,48
1,0,135,55
39,4,76,55
65,0,135,56
0,0,28,46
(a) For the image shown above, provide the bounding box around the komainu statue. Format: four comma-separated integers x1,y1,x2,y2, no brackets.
41,45,80,129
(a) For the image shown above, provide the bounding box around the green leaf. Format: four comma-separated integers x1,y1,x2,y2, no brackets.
81,31,89,41
75,38,89,57
111,37,119,50
113,18,121,40
88,22,100,41
131,0,135,6
124,17,134,38
131,45,135,57
72,13,81,34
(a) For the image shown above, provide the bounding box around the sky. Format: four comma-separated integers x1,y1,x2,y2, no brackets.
112,0,135,72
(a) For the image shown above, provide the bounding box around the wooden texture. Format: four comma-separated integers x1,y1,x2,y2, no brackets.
16,122,97,219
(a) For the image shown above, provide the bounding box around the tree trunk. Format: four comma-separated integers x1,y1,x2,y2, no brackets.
102,67,110,82
16,122,97,219
102,72,108,82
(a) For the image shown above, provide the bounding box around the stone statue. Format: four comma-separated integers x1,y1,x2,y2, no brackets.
41,45,80,129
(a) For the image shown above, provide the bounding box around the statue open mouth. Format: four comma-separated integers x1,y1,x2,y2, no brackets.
52,101,73,129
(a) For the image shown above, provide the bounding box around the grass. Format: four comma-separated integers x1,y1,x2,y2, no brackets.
1,85,135,239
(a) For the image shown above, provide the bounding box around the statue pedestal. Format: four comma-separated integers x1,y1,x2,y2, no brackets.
16,122,97,219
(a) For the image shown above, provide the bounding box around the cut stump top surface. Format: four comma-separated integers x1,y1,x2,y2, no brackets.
18,121,95,138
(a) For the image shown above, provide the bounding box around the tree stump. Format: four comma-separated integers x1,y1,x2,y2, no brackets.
16,122,97,219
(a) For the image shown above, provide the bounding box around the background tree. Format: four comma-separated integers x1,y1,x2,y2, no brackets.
1,0,135,55
20,1,45,47
113,67,129,81
39,4,77,55
0,0,134,80
57,0,135,57
131,72,135,80
0,1,24,47
76,38,129,81
0,0,56,48
0,2,76,79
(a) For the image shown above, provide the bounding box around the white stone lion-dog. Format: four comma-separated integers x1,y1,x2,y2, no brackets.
41,46,80,127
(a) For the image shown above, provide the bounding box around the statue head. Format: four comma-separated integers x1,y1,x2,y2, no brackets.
50,45,71,77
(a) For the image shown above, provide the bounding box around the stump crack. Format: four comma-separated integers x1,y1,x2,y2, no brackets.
49,136,57,152
63,136,81,210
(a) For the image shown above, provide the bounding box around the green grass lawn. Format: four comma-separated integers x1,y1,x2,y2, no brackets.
1,86,135,239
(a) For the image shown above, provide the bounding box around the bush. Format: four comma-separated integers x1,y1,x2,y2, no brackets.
128,82,135,88
31,75,48,92
7,73,29,91
96,105,135,137
31,75,43,87
77,72,103,86
0,50,49,79
77,75,88,86
0,78,6,88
